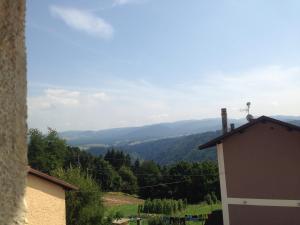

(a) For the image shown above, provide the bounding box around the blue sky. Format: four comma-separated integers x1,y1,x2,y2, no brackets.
27,0,300,131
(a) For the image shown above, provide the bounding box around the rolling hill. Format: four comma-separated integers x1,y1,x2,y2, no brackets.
60,118,243,146
61,116,300,164
88,131,220,165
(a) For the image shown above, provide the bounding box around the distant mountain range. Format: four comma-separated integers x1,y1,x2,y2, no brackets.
60,118,244,146
88,131,220,165
290,120,300,126
60,115,300,164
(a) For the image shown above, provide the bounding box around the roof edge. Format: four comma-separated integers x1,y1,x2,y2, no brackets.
28,167,79,191
198,116,300,150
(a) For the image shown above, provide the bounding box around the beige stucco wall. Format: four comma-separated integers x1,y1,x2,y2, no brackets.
0,1,28,225
25,174,66,225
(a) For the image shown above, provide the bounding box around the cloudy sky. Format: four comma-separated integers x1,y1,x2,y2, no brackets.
27,0,300,131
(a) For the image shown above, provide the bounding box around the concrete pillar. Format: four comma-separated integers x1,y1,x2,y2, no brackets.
0,1,28,224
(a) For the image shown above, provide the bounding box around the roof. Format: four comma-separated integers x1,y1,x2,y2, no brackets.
28,167,78,191
198,116,300,150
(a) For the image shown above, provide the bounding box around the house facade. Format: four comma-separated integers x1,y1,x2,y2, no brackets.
199,113,300,225
25,168,78,225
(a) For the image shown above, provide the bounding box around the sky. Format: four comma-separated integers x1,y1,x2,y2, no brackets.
27,0,300,131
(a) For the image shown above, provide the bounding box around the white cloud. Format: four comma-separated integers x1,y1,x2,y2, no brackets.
28,66,300,131
50,5,114,39
113,0,146,6
29,89,81,110
92,92,109,101
29,89,110,111
183,65,300,117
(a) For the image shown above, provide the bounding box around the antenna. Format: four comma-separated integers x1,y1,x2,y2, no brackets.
241,102,254,122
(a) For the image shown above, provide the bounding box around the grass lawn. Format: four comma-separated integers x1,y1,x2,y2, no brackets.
105,202,221,218
177,203,222,216
104,192,221,225
178,203,221,225
103,192,143,217
105,204,139,217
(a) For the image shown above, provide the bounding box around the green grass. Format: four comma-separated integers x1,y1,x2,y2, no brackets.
103,192,221,218
178,203,221,225
104,193,221,225
177,203,221,216
106,202,221,218
105,204,139,217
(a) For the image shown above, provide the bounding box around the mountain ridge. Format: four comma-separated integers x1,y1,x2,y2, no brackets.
85,117,300,165
60,115,300,147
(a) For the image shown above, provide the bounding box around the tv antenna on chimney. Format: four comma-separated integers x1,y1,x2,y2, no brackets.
241,102,254,122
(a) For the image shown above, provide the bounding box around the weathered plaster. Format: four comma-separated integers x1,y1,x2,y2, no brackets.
25,174,66,225
0,0,28,224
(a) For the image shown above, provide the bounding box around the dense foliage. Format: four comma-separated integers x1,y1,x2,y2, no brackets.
136,160,220,203
51,167,105,225
28,128,67,173
148,217,169,225
88,131,220,165
204,192,218,205
139,199,187,215
28,128,221,223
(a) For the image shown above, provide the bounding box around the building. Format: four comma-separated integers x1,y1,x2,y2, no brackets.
25,168,78,225
199,110,300,225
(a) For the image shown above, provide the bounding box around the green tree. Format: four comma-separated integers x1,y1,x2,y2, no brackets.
204,193,213,205
177,199,183,211
104,149,131,170
137,161,162,199
119,166,138,194
28,128,67,173
114,211,124,220
132,159,141,173
51,167,105,225
148,217,168,225
211,192,218,204
93,158,122,191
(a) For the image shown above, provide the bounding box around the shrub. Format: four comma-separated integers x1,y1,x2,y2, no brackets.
140,199,185,215
204,193,213,205
211,192,218,204
148,217,168,225
114,211,124,220
183,199,188,209
51,167,105,225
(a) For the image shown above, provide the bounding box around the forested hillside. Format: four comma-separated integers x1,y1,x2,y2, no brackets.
28,128,220,224
60,118,239,146
88,131,220,164
62,116,300,165
291,120,300,126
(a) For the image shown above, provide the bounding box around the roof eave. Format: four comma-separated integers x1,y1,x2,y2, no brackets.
198,115,300,150
28,167,79,191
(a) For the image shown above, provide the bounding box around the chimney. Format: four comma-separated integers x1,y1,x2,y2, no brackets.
221,108,228,134
230,123,235,131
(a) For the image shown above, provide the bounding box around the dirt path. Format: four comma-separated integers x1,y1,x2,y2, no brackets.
103,192,144,206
